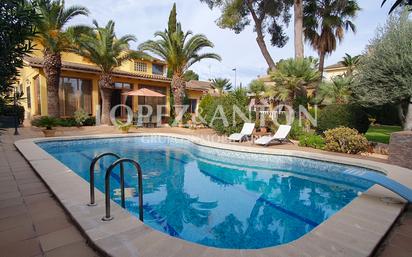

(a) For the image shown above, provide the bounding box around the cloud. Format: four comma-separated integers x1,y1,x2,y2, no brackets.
66,0,389,85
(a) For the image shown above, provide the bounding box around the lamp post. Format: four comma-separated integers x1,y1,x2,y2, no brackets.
13,87,19,135
232,68,237,88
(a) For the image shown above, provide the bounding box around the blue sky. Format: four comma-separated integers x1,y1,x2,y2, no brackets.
66,0,391,86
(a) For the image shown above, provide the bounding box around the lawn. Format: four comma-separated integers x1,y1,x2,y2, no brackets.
365,125,402,144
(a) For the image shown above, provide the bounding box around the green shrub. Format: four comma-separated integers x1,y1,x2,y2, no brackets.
299,133,325,149
324,127,369,154
31,116,58,130
83,116,96,126
199,89,253,135
56,118,77,127
0,104,24,124
74,109,89,126
317,104,370,134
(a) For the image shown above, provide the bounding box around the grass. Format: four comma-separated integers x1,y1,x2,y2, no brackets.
365,125,402,144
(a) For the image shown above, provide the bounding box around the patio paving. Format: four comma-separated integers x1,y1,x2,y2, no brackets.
0,125,410,257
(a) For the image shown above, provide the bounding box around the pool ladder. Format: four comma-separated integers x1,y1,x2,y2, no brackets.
88,153,144,221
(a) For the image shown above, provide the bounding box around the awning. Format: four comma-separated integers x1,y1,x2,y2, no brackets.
122,88,165,97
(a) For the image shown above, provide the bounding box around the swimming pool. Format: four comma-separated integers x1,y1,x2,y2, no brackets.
38,136,374,249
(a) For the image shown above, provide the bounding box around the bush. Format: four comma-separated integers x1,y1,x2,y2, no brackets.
83,116,96,126
74,109,89,126
0,104,24,124
56,118,77,127
31,116,58,130
324,127,369,154
299,133,325,149
199,88,253,135
317,104,370,134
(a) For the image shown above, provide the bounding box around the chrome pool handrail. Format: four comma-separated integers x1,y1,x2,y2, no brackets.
88,152,123,206
102,158,144,222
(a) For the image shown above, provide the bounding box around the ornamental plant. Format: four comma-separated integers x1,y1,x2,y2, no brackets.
298,133,325,149
31,116,58,130
74,109,89,126
324,127,369,154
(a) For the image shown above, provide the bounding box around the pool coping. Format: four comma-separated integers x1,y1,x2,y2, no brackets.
14,133,412,257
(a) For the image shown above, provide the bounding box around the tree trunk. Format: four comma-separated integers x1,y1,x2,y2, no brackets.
247,0,276,71
172,74,186,120
294,0,304,59
98,73,113,125
318,50,326,80
43,50,61,117
404,97,412,131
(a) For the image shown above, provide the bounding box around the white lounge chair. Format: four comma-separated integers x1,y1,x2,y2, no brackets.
254,125,292,146
228,123,255,142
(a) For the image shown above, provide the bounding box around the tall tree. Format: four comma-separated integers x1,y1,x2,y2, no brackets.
73,20,142,125
303,0,360,78
33,0,89,117
294,0,304,59
353,10,412,130
268,58,320,105
211,78,232,94
339,53,361,76
248,79,266,105
0,0,38,95
382,0,412,14
200,0,293,71
183,70,199,81
140,4,221,117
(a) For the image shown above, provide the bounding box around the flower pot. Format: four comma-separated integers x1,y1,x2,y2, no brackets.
42,129,56,137
260,127,267,133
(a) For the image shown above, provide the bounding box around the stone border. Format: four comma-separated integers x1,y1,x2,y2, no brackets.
14,133,412,257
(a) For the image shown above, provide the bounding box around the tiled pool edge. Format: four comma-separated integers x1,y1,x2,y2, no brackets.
14,133,411,257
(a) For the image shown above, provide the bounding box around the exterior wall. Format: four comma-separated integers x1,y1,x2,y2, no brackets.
17,44,171,120
187,90,204,114
324,67,348,81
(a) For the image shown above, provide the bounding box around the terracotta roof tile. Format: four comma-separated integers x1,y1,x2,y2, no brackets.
24,57,171,83
185,80,213,91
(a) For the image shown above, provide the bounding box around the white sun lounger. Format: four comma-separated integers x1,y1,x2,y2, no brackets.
254,125,292,146
228,123,255,142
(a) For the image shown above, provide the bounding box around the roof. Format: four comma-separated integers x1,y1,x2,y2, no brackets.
185,80,213,92
324,62,346,70
24,57,171,83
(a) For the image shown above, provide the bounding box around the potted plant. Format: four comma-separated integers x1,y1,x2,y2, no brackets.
74,109,89,127
114,119,132,133
31,116,58,137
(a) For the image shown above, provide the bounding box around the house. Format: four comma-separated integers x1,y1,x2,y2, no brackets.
16,46,210,123
324,62,348,81
185,80,214,113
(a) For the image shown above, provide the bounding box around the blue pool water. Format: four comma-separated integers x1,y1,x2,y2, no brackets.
38,136,374,249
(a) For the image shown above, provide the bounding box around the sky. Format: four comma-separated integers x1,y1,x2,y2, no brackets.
65,0,391,87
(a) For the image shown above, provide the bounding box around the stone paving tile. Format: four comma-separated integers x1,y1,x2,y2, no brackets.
0,224,37,246
44,241,100,257
0,129,101,257
38,226,85,252
0,238,43,257
0,212,33,232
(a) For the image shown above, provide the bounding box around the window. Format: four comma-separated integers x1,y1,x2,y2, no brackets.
113,82,131,90
59,77,92,117
189,99,197,113
152,64,164,75
134,61,147,73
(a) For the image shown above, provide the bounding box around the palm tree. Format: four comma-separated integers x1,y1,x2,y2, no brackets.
382,0,412,14
73,20,142,125
248,79,266,105
303,0,360,78
34,0,89,117
268,58,320,104
139,4,221,117
294,0,304,59
316,75,352,104
211,78,232,94
339,53,361,76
